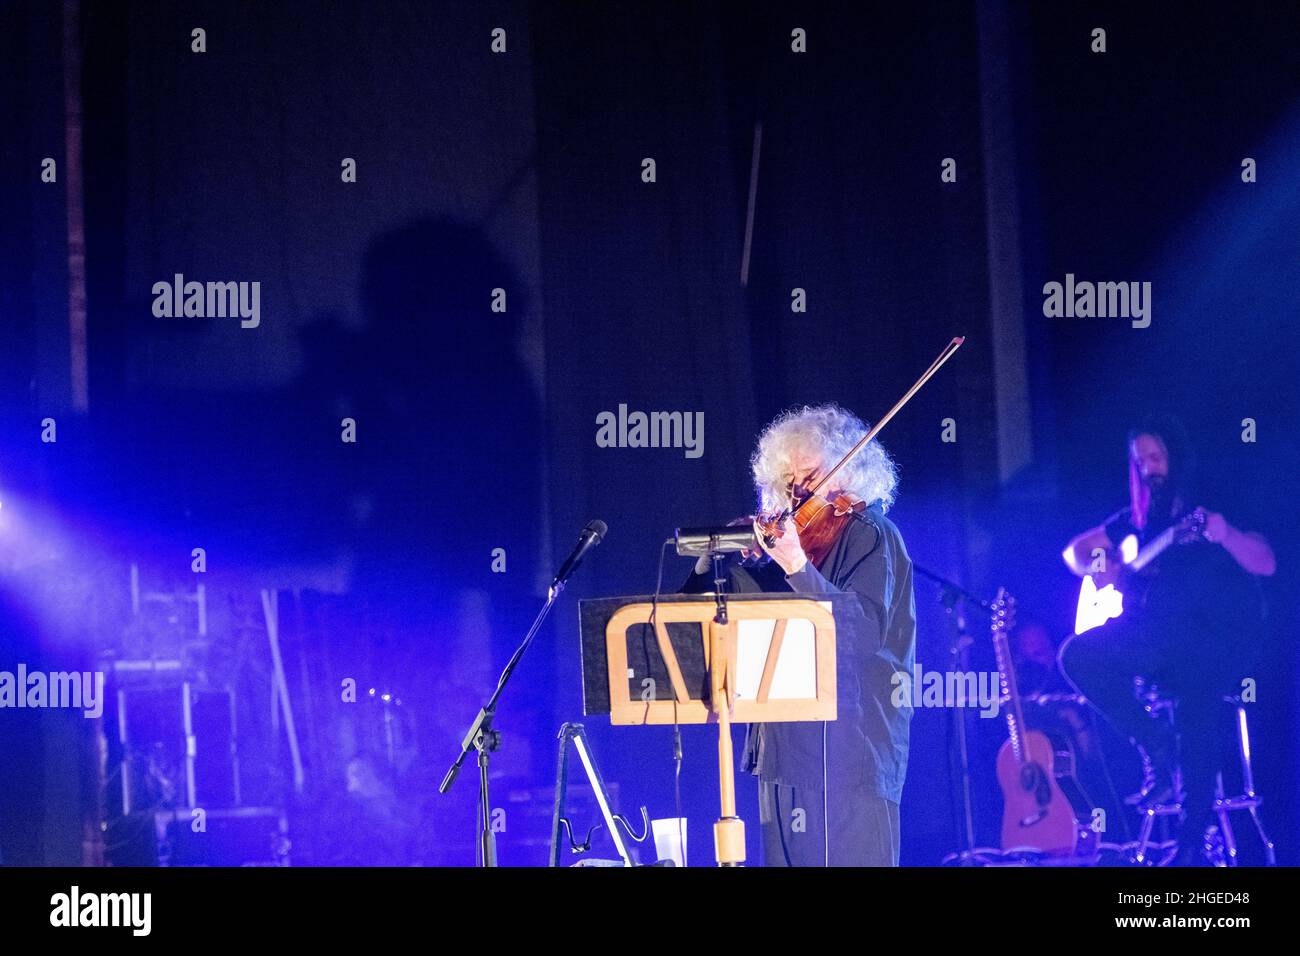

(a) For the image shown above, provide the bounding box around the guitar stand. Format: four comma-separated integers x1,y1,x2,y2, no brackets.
549,722,650,866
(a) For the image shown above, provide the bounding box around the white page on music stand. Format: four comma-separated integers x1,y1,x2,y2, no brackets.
735,604,829,700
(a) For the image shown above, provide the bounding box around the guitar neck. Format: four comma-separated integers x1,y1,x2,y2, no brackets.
1128,520,1183,573
992,630,1028,765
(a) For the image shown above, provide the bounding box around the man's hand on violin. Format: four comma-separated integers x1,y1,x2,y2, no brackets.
754,515,808,576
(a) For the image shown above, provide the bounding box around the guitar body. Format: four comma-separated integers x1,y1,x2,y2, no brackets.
996,728,1097,856
1073,509,1206,635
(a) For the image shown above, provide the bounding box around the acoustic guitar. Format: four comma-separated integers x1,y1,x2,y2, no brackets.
991,588,1097,857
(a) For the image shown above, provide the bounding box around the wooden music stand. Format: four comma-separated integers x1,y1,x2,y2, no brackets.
592,595,837,866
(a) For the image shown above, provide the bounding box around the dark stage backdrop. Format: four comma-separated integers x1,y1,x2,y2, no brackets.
1,0,1296,866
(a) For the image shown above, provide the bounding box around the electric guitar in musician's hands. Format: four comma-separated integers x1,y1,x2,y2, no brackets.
991,588,1097,858
1072,508,1207,635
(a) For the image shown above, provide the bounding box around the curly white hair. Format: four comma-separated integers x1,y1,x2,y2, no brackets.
750,403,898,515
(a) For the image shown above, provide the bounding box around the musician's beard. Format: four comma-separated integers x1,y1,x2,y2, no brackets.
1146,476,1176,523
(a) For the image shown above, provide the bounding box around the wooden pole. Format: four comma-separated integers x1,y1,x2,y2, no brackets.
711,618,745,865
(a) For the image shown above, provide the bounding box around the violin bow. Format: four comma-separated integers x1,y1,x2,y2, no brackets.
784,335,966,514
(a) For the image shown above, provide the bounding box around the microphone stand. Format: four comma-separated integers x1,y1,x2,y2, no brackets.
913,563,989,866
439,581,564,867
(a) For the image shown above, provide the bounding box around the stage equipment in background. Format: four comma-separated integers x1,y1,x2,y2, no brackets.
149,806,290,866
440,519,608,867
261,588,305,795
92,565,299,866
116,681,239,814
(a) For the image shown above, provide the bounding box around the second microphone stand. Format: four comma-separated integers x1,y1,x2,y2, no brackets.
914,563,990,866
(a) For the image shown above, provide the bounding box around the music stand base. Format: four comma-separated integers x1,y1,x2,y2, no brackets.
714,817,745,866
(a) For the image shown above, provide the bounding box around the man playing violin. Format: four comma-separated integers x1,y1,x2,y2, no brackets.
1058,417,1274,865
682,403,916,866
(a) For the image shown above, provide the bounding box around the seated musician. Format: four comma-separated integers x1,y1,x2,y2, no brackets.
1058,417,1274,865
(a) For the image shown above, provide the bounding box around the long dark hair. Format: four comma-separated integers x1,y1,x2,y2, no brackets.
1126,415,1195,530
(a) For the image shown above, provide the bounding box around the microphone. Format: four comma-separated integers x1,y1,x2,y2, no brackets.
551,519,608,593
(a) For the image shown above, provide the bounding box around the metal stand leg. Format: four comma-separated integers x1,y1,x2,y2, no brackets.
1129,681,1183,866
1134,803,1181,865
1134,809,1156,864
1248,807,1277,867
1213,771,1238,866
480,743,493,868
1213,701,1277,866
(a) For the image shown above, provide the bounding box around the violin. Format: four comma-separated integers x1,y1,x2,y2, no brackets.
731,489,869,568
746,336,966,568
759,487,870,567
